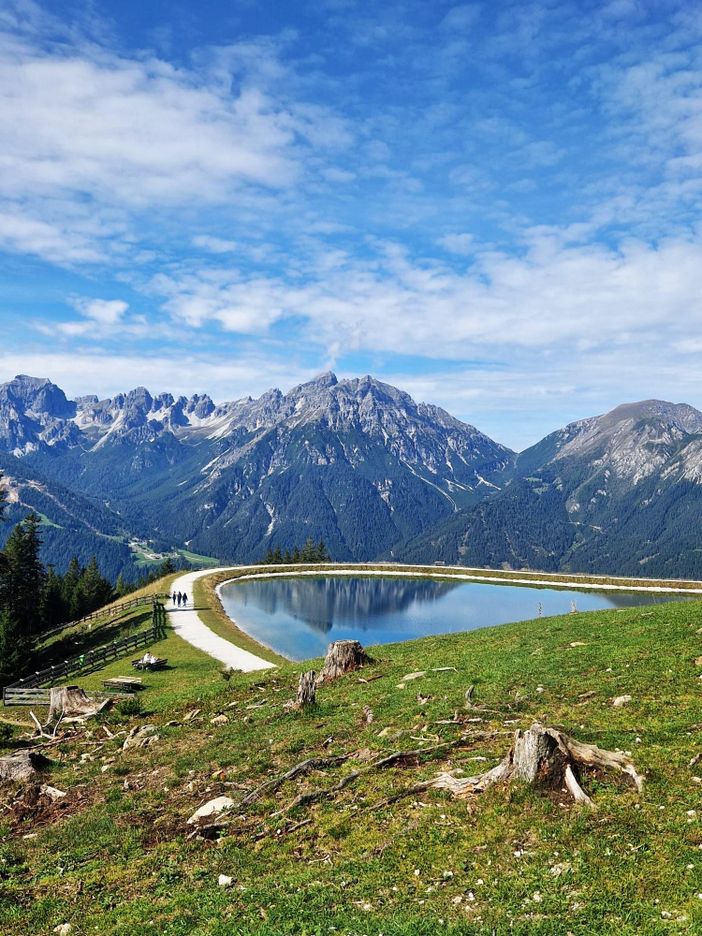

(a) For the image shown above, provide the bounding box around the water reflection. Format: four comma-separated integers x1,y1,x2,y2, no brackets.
218,574,691,661
229,576,462,634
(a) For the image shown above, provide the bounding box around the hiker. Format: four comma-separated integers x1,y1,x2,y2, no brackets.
172,591,177,604
182,591,188,607
177,591,182,606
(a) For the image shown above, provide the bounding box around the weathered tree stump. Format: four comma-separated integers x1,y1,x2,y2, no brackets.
296,671,317,708
0,751,50,784
317,640,371,683
430,722,643,807
45,686,110,727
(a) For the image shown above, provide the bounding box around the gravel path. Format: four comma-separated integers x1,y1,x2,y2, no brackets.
167,568,275,672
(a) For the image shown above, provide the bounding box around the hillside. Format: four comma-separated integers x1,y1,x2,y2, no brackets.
0,373,512,574
400,399,702,578
2,586,702,935
6,376,702,579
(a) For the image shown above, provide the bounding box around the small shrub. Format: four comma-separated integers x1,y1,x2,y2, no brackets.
115,695,142,717
0,721,14,748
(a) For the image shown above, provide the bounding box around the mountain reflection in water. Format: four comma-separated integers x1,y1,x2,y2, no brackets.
218,574,690,662
228,576,462,635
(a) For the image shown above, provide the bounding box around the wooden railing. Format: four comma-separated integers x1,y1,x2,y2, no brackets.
3,686,134,707
2,602,168,705
3,687,51,707
40,593,170,641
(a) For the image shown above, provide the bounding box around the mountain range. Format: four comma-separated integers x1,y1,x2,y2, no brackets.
1,372,702,581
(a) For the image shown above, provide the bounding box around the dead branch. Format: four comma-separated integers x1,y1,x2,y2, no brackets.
239,754,352,807
273,738,465,816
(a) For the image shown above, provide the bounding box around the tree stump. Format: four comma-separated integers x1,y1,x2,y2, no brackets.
296,671,317,708
430,722,643,807
317,640,371,683
45,686,110,727
0,751,50,784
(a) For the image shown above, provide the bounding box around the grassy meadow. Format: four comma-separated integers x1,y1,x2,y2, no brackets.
1,573,701,934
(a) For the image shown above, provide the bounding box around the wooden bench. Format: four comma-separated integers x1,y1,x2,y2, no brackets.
131,657,168,671
103,676,144,692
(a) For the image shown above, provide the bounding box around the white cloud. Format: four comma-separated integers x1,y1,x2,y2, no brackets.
0,16,354,269
149,232,702,360
74,298,129,325
192,235,238,254
0,47,298,205
437,232,474,255
0,208,106,263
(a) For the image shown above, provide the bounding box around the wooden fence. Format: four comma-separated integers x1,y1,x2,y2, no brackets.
2,602,168,705
3,686,134,707
2,687,51,707
40,593,170,641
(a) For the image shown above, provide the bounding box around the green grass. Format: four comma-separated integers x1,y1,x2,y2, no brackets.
178,549,220,567
2,594,702,934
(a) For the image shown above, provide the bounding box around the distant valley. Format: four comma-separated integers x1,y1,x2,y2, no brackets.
2,372,702,581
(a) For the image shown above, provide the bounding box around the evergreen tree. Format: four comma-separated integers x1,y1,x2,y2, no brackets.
61,556,83,620
291,546,301,563
157,558,177,577
0,513,45,683
42,564,67,630
76,556,114,614
301,536,317,563
272,546,283,564
315,539,330,562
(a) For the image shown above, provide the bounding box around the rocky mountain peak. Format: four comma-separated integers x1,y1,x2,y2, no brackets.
1,375,75,419
537,398,702,486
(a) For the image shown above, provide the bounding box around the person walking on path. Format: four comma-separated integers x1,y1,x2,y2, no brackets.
181,591,188,608
172,591,177,605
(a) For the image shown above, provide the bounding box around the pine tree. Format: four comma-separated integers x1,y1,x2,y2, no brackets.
157,558,177,577
272,546,283,564
76,556,114,615
42,564,67,630
301,536,316,563
315,539,330,562
292,546,301,563
62,556,83,620
0,513,45,683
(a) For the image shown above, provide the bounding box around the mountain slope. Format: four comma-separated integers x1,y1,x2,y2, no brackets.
399,400,702,578
0,373,513,569
0,452,135,577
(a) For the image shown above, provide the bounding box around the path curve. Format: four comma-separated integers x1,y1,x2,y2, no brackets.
168,568,275,672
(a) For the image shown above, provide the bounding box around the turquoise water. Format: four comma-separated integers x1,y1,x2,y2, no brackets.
218,574,689,661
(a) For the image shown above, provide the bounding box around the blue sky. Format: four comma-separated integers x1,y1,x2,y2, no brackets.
2,0,702,449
